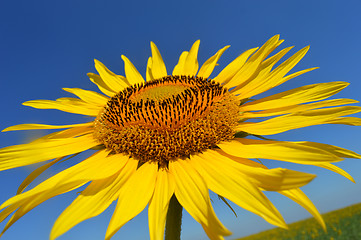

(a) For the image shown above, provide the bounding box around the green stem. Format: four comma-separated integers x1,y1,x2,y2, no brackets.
165,195,183,240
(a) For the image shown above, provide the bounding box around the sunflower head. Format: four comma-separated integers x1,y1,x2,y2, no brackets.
0,35,360,240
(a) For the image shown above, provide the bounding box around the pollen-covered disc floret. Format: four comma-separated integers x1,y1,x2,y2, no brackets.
94,75,240,165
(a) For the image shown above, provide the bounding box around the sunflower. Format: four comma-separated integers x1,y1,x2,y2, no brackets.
0,35,360,240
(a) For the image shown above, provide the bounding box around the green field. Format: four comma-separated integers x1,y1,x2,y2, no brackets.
237,202,361,240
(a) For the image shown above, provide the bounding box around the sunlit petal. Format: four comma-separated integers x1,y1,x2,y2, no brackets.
105,161,157,240
148,168,175,240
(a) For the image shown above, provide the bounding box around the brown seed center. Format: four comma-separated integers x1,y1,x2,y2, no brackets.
93,75,239,166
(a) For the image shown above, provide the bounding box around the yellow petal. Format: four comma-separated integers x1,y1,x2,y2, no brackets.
224,35,282,88
202,226,226,240
23,99,101,116
87,72,117,97
169,159,231,238
250,35,283,62
0,180,86,236
94,59,130,91
316,163,355,182
172,51,188,75
2,122,93,132
0,150,127,210
17,157,63,194
257,46,310,88
210,149,316,191
50,175,120,240
35,125,93,140
232,47,310,98
121,55,145,85
150,42,167,79
217,150,267,168
197,45,230,79
241,99,358,119
234,64,274,95
261,46,293,69
190,152,287,229
325,117,361,125
0,134,98,171
230,46,293,93
295,141,361,159
183,40,200,76
214,48,258,85
279,188,326,230
62,88,109,106
241,81,350,111
146,57,154,81
282,67,318,82
148,168,175,240
0,204,17,223
105,161,157,240
50,158,137,240
238,106,361,135
218,138,342,165
0,151,130,236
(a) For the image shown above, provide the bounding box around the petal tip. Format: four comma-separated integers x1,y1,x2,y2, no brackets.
121,55,127,61
193,39,201,47
270,34,280,42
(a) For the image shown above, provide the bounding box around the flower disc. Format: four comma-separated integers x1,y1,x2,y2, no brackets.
94,75,240,165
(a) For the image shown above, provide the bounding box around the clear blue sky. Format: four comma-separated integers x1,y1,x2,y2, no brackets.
1,0,361,239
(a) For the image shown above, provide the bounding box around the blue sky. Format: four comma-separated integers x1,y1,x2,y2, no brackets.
1,0,361,239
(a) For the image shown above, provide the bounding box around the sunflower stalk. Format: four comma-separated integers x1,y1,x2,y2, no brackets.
165,195,183,240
